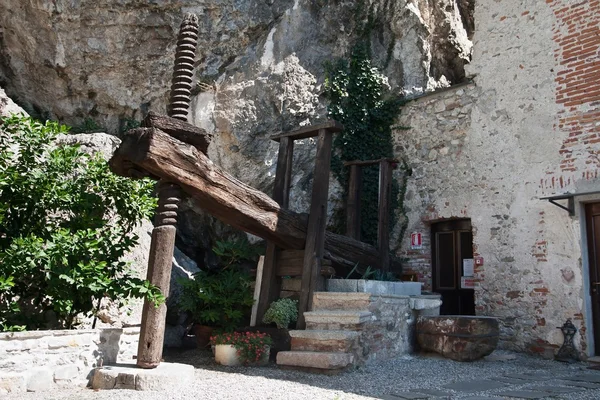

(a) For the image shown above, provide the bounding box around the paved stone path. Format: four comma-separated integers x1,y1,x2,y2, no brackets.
384,370,600,399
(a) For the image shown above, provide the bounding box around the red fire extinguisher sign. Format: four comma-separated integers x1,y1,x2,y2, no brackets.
410,232,422,249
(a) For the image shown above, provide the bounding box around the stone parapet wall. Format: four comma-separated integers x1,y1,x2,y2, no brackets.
361,294,441,364
0,328,139,394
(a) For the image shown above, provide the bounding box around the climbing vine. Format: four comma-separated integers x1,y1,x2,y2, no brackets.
324,42,406,247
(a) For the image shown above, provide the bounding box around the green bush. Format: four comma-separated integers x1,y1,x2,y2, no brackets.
262,298,298,329
177,268,254,332
0,115,163,330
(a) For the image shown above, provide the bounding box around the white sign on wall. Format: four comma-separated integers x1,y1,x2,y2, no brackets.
463,258,474,277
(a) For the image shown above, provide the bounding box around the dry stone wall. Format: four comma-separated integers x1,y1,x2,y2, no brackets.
0,328,138,394
394,0,600,359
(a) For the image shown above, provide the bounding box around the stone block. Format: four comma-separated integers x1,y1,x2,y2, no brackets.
26,367,54,392
276,351,353,370
312,292,371,311
90,368,118,390
364,280,393,295
0,372,26,394
393,282,422,296
326,279,357,292
114,372,137,390
54,364,80,381
289,330,359,352
91,363,194,391
417,316,499,361
304,310,372,326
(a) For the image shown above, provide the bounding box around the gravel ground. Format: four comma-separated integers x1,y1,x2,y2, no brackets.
4,349,600,400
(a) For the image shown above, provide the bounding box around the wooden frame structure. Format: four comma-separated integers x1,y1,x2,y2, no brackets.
344,158,398,273
256,121,343,329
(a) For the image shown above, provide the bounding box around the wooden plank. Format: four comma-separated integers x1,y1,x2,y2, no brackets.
343,158,398,167
142,112,212,153
250,255,265,327
278,249,305,261
378,160,393,273
110,128,308,250
271,120,343,142
110,128,398,269
346,164,361,240
276,260,333,277
298,129,333,329
255,136,296,324
281,278,302,292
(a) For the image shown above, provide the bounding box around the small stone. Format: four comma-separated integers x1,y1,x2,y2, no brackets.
26,367,54,392
0,372,26,394
53,364,80,381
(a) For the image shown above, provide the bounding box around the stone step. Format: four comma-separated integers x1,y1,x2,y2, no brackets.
289,330,360,353
312,292,371,311
276,351,354,371
304,310,373,330
587,356,600,364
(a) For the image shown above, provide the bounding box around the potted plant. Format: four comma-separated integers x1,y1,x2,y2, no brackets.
210,331,272,366
263,298,298,329
177,268,254,347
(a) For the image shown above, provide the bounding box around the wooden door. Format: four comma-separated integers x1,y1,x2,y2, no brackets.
586,203,600,354
432,219,475,315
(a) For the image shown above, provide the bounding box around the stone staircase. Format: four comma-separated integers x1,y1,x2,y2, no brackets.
276,292,373,373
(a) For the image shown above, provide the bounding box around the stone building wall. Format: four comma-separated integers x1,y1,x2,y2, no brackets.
393,0,600,358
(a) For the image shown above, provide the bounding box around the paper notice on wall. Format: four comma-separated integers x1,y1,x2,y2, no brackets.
461,276,476,289
463,258,474,277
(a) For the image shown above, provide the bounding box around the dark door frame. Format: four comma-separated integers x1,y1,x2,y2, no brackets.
585,202,600,355
431,219,475,316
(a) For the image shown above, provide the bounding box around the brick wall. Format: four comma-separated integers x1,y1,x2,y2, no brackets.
544,0,600,189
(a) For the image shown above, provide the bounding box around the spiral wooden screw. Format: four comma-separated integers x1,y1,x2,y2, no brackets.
137,14,198,369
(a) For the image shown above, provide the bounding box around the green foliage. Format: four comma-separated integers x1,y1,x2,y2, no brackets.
262,298,298,329
71,117,105,134
177,268,254,331
213,238,261,269
324,43,404,246
119,118,140,135
0,115,163,330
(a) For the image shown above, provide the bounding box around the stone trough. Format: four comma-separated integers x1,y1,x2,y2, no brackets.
416,315,499,361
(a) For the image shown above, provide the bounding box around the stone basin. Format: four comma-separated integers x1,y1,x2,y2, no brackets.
416,316,499,361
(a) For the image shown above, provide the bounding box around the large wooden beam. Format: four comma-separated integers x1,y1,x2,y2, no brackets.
109,127,393,269
298,129,332,329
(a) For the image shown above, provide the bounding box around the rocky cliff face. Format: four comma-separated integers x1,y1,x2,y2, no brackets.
0,0,473,262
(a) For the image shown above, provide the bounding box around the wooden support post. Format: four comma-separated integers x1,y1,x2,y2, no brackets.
137,182,181,368
297,129,333,329
377,160,393,273
346,164,362,240
256,137,295,324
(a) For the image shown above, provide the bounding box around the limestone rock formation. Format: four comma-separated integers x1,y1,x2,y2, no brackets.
0,87,26,117
0,0,473,269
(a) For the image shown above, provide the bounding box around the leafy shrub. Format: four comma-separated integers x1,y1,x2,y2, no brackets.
262,298,298,329
177,268,254,331
212,238,261,269
0,115,163,330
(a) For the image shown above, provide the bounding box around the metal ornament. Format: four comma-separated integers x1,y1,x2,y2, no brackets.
555,318,579,362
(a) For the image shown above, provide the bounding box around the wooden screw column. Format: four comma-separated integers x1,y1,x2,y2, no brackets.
137,183,181,368
136,13,199,369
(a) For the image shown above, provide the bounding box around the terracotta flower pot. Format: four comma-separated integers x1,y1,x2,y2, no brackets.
192,325,214,349
215,344,240,366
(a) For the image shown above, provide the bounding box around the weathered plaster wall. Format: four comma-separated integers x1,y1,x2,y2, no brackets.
395,0,600,358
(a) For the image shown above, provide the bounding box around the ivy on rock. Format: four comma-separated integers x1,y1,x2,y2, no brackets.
324,43,405,246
